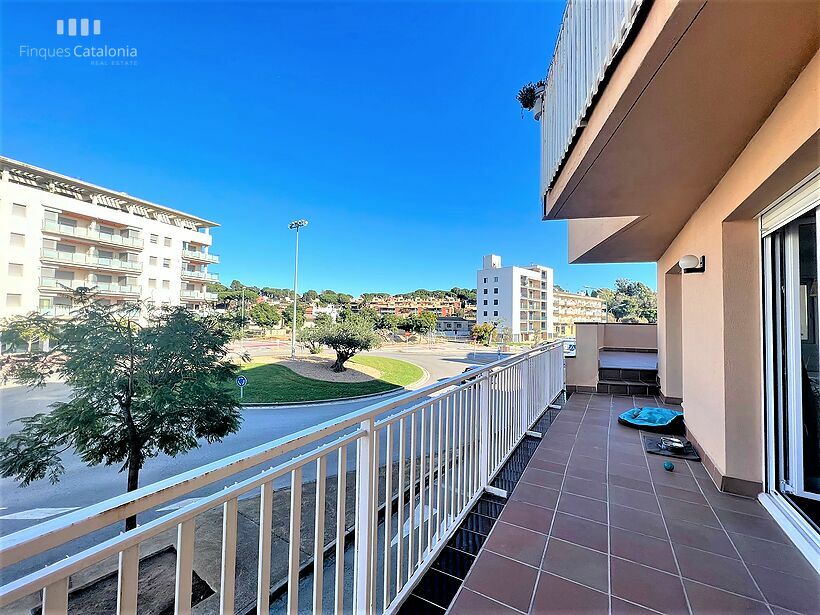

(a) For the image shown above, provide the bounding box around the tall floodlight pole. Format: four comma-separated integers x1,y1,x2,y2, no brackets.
289,219,308,358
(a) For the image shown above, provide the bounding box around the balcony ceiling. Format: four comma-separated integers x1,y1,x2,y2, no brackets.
545,0,819,263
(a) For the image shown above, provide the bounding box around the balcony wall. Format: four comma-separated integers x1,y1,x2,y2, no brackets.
566,322,657,389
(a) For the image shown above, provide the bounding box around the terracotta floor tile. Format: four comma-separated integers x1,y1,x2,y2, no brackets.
558,492,608,524
542,538,609,592
529,458,567,475
665,517,738,559
609,503,668,540
747,563,820,613
483,520,547,567
498,500,554,534
610,597,660,614
448,588,518,615
610,526,678,574
464,551,539,613
673,543,763,600
683,580,769,614
658,496,721,529
608,484,661,514
531,572,609,614
550,512,608,553
562,475,608,501
608,473,655,494
611,557,688,614
714,508,791,544
511,483,560,509
520,467,564,490
730,532,818,580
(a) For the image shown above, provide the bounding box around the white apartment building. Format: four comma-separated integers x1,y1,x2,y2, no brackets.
0,157,219,320
476,254,554,342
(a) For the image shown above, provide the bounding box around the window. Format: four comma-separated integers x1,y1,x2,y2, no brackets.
483,289,488,295
483,277,487,283
162,258,171,268
493,288,498,294
150,234,158,244
493,310,498,316
6,294,21,307
162,280,170,289
12,203,26,217
494,276,498,282
483,311,488,316
456,323,462,328
164,237,172,247
10,232,24,247
483,300,487,305
149,256,158,266
148,278,157,289
8,263,23,276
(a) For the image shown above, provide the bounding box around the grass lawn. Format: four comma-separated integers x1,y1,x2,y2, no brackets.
231,355,424,404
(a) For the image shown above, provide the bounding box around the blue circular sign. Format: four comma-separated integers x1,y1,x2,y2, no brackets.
236,376,247,387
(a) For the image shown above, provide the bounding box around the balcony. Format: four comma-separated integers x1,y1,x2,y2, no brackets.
38,304,73,317
181,289,218,301
42,220,144,249
40,248,143,273
39,277,139,297
0,344,566,615
181,269,219,282
540,1,819,263
181,248,219,264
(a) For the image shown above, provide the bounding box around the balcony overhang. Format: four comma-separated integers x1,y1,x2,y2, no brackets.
544,0,819,263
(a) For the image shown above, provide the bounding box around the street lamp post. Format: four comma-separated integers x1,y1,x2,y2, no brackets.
288,219,308,358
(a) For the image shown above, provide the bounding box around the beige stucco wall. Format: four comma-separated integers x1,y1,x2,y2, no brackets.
656,50,820,484
567,323,658,388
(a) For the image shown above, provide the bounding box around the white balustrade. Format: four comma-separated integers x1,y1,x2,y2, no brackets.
0,343,564,614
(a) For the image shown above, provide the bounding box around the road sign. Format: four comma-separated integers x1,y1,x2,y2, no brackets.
236,375,247,399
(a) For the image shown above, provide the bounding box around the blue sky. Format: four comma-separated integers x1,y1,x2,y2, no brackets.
2,1,656,296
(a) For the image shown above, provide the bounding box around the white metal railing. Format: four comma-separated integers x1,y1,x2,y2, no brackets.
40,247,142,272
540,0,645,193
0,343,564,614
181,248,219,264
180,289,218,301
42,220,144,249
181,268,219,282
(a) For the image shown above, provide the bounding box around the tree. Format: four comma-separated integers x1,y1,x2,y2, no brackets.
282,303,306,331
0,294,242,530
404,312,437,334
318,318,381,371
250,302,281,333
357,306,379,324
297,325,326,354
592,279,657,323
302,289,319,303
375,313,402,332
471,322,496,346
314,312,333,328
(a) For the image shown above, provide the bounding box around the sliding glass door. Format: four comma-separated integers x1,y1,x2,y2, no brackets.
763,179,820,531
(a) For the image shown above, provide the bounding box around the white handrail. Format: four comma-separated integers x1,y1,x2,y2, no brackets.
0,342,564,613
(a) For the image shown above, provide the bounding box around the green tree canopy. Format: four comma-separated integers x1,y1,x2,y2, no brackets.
375,313,402,332
316,317,381,371
283,303,306,331
471,322,496,346
403,311,437,334
0,295,242,530
249,302,281,332
593,279,657,323
313,312,333,328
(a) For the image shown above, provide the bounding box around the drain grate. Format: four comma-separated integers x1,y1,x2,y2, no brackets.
396,401,562,613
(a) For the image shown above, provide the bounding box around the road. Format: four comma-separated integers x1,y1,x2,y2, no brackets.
0,346,504,579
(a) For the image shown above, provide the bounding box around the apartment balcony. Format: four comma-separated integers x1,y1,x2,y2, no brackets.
540,0,819,263
181,248,219,264
1,342,816,614
40,248,143,273
42,220,144,249
180,269,219,282
38,304,73,317
39,277,139,297
180,289,218,301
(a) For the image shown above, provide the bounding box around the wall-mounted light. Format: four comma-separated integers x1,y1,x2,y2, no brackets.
679,254,705,274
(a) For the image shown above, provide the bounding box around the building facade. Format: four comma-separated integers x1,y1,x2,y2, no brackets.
0,157,219,319
553,289,607,338
435,315,475,338
476,254,554,342
356,296,463,317
536,0,819,567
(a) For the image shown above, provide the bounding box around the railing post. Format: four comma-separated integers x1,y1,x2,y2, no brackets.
520,358,530,433
478,375,491,488
354,418,376,614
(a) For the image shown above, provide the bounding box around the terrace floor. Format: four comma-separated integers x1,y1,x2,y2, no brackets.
446,393,819,614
